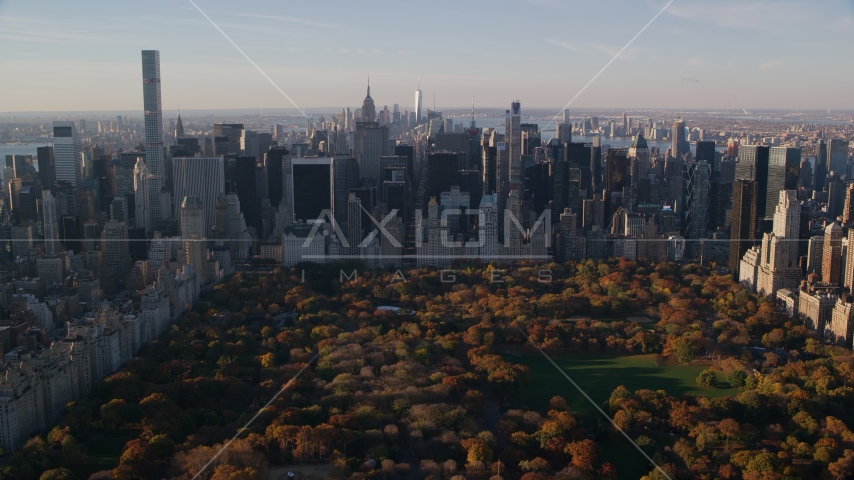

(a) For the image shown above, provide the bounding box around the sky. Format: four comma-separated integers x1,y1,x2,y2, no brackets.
1,0,854,112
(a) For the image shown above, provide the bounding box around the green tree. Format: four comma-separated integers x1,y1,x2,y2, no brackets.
99,398,127,430
727,369,747,388
696,369,718,387
663,336,697,363
744,452,776,473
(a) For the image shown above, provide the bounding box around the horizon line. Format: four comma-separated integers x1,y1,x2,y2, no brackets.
3,107,854,116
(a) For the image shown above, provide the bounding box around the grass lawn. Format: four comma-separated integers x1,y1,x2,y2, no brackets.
503,352,738,480
85,428,140,470
506,352,736,416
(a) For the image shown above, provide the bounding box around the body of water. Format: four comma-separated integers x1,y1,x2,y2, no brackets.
0,143,45,158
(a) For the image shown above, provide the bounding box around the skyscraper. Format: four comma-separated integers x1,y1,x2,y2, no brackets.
734,145,770,224
695,141,715,164
134,159,151,234
628,133,650,187
772,190,800,267
604,148,629,221
478,194,498,262
823,222,843,285
843,184,854,225
291,158,333,222
828,139,849,175
828,176,847,221
52,121,82,189
265,147,288,208
482,144,497,195
37,146,56,189
394,144,415,179
142,50,166,224
729,179,757,276
628,133,650,162
240,130,260,159
815,139,828,191
233,156,259,232
104,220,132,283
426,152,463,202
524,162,550,215
557,109,572,143
224,193,251,260
507,101,522,190
383,168,408,226
361,80,376,123
172,156,225,235
756,190,801,298
550,140,569,221
683,161,711,245
354,122,389,186
180,196,205,239
800,157,813,189
347,193,363,251
766,147,801,219
175,111,184,139
414,82,423,125
332,155,360,227
213,124,244,156
43,190,60,256
672,119,689,159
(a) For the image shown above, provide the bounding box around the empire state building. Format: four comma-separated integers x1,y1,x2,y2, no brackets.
361,80,376,122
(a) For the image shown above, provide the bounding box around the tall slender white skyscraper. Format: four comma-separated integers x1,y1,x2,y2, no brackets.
142,50,166,224
43,190,60,256
414,81,423,125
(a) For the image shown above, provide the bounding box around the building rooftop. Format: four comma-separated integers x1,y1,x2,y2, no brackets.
631,133,648,149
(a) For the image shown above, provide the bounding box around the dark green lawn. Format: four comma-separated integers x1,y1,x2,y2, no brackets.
506,352,735,416
503,352,737,480
85,429,140,470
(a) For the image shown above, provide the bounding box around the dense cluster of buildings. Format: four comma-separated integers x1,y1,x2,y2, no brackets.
0,49,853,452
0,260,190,453
738,186,854,350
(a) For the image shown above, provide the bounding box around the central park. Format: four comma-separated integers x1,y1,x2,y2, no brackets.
6,259,854,480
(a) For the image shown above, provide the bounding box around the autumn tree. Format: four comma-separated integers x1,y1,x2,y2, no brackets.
565,439,597,472
662,335,698,363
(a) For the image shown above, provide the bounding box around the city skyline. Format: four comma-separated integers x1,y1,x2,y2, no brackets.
2,0,854,112
1,5,854,474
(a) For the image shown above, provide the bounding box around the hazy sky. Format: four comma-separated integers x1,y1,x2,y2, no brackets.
2,0,854,112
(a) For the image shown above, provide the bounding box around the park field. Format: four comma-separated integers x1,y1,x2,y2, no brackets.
84,428,141,470
505,352,736,416
503,352,738,479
